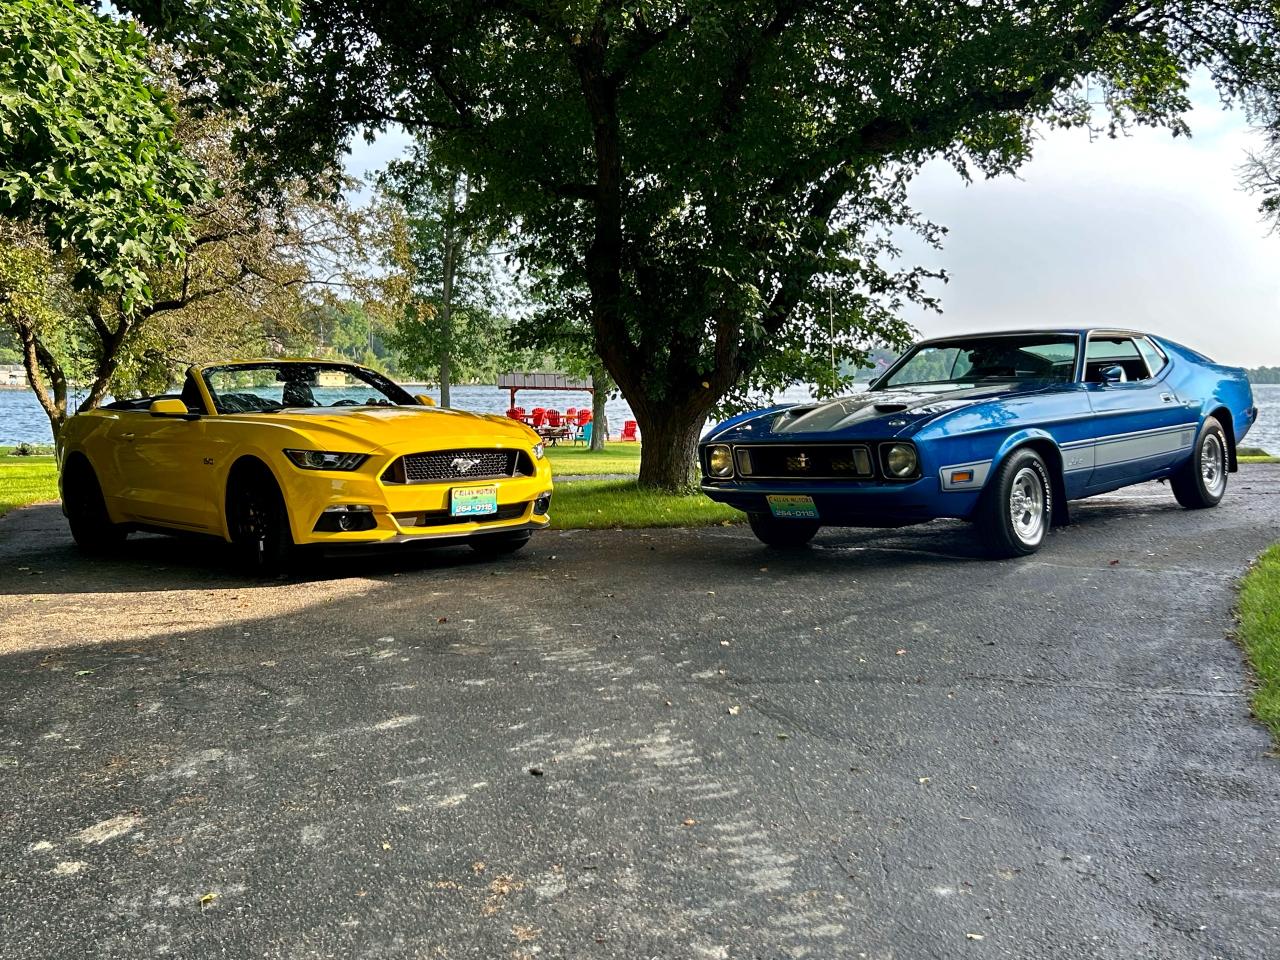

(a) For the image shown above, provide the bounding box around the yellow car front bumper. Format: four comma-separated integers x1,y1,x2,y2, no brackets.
281,466,553,546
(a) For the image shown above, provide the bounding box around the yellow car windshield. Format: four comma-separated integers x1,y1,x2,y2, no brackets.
202,363,417,414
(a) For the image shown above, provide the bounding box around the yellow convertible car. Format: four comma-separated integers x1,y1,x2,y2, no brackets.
58,359,553,573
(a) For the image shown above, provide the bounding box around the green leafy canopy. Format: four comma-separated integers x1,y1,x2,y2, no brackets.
125,0,1280,486
0,0,211,308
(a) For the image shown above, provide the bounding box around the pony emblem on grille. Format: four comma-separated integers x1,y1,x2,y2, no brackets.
451,456,482,474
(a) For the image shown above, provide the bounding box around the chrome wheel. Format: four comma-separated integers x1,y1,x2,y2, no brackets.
1200,434,1226,498
1008,466,1046,546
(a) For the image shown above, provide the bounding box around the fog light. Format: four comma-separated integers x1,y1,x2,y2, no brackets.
883,443,919,479
315,504,377,533
707,444,733,478
533,493,552,516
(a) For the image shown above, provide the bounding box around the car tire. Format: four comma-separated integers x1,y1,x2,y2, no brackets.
469,531,532,556
62,458,127,554
227,468,295,577
976,448,1052,558
747,512,820,548
1170,417,1228,509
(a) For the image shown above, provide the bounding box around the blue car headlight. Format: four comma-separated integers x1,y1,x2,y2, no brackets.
882,443,919,479
284,449,370,471
706,444,734,477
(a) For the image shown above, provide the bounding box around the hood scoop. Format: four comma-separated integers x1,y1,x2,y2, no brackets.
873,402,909,413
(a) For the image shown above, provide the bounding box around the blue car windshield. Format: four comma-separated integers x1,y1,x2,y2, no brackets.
878,334,1079,391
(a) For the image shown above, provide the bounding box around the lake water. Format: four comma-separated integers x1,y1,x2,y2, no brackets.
2,382,1278,453
0,384,646,446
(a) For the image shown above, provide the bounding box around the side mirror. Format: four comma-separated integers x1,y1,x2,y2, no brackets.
1100,365,1127,385
415,394,437,407
149,398,190,417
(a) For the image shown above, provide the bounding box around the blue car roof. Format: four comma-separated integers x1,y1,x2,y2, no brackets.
916,328,1132,342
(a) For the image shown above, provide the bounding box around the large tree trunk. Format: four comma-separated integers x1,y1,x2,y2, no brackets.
575,50,720,490
633,399,708,491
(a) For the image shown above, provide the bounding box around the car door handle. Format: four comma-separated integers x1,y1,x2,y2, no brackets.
1160,393,1176,403
121,433,135,441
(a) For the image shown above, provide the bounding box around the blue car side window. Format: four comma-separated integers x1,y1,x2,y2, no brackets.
1135,337,1168,378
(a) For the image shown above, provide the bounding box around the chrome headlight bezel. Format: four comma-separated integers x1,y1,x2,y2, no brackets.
706,444,734,478
882,443,920,479
283,449,370,472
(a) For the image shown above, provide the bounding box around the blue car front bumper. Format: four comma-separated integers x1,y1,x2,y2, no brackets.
700,476,979,526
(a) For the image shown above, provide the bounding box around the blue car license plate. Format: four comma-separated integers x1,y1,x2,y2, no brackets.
451,485,499,517
767,495,818,519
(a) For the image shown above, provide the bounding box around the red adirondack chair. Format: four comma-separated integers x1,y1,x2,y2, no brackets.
620,420,639,442
576,409,592,426
530,408,547,428
547,410,562,428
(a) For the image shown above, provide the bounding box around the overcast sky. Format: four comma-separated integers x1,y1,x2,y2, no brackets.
346,78,1280,368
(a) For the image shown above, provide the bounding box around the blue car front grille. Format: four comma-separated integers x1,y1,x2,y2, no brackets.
733,444,875,480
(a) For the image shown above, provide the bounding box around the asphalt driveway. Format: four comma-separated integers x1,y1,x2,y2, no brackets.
2,466,1278,960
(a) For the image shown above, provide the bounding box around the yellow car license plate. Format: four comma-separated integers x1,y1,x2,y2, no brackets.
767,495,818,519
451,484,499,517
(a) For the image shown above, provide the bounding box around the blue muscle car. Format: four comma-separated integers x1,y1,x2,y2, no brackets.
699,329,1257,557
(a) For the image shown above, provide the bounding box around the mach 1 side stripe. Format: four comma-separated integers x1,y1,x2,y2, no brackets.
1059,423,1195,473
940,422,1196,489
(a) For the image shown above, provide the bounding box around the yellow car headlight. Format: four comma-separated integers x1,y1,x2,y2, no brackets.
284,449,369,471
707,444,734,478
883,443,919,478
532,443,545,460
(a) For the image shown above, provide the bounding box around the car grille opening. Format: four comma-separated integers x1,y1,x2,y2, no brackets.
393,502,529,527
734,445,874,480
382,449,533,484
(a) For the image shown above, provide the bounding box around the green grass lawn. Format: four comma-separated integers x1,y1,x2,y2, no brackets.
1239,545,1280,741
550,479,741,530
1239,446,1278,464
0,455,58,517
544,441,641,476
